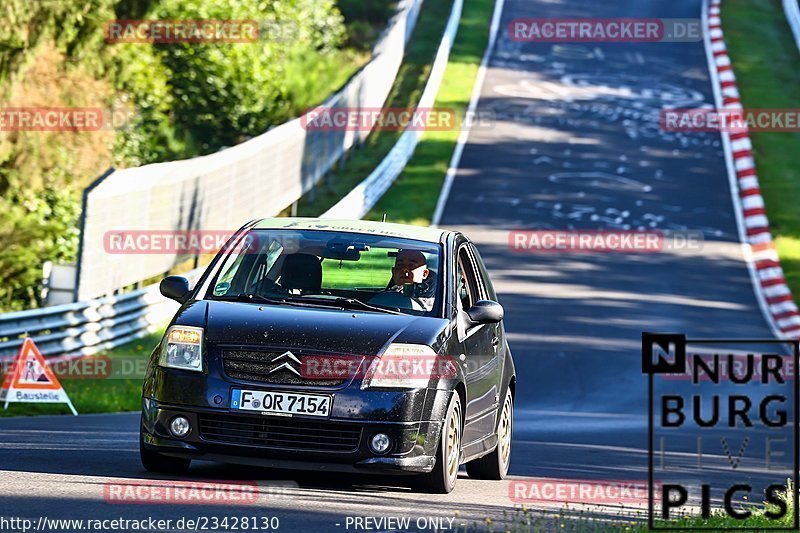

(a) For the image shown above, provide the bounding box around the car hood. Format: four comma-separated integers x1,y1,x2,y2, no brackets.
176,299,449,355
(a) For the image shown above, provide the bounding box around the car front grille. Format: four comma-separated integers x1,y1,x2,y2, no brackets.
222,349,360,387
198,413,362,452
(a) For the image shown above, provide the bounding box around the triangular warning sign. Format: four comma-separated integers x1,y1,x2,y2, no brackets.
1,338,77,415
10,338,62,390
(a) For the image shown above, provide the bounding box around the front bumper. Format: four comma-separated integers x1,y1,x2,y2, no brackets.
141,391,451,475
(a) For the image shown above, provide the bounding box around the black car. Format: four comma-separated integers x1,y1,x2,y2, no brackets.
140,218,515,493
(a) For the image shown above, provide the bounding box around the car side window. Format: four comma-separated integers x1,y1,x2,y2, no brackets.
466,244,489,301
456,247,479,312
457,258,471,312
455,246,484,340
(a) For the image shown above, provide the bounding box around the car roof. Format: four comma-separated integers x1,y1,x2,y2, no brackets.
251,217,450,244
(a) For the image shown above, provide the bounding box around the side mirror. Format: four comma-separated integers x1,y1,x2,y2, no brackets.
160,276,190,303
466,300,504,324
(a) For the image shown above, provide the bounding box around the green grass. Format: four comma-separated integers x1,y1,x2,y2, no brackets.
295,0,457,217
366,0,495,225
643,481,796,531
0,330,164,417
284,47,371,116
294,0,496,227
722,0,800,305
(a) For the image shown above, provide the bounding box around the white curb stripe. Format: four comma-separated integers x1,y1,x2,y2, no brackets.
715,55,731,67
734,157,755,171
764,284,792,298
739,194,764,209
778,315,800,328
739,178,761,194
749,232,774,245
759,267,785,281
753,249,780,263
771,302,798,315
730,137,751,152
744,215,770,228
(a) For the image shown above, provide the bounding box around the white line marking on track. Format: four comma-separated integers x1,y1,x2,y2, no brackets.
431,0,506,227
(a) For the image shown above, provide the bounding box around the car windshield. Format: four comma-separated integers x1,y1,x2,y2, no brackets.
205,229,442,317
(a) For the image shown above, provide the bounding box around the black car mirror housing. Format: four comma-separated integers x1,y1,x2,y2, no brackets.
466,300,504,324
160,276,191,303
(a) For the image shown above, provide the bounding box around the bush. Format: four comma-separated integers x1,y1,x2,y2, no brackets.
0,0,390,312
337,0,397,50
150,0,346,152
0,189,80,311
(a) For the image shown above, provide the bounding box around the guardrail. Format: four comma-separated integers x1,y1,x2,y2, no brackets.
0,0,465,360
0,284,176,359
784,0,800,54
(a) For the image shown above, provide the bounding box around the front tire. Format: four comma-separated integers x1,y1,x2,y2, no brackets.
140,429,191,474
466,391,513,480
417,392,462,493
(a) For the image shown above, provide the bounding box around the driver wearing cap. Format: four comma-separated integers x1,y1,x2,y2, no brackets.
384,249,436,311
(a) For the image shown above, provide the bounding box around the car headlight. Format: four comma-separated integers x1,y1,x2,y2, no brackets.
159,326,204,372
361,343,445,389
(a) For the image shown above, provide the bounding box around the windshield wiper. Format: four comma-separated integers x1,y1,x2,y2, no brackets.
215,293,287,305
217,293,405,315
284,295,405,315
336,297,405,315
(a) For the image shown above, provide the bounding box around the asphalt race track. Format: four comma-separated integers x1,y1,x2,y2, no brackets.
0,0,792,531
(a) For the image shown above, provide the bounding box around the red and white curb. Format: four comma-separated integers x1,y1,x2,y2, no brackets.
705,0,800,339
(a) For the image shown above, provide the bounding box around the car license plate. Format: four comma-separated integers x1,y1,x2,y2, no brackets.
231,389,331,418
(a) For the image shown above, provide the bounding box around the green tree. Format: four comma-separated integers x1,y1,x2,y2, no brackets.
152,0,346,152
